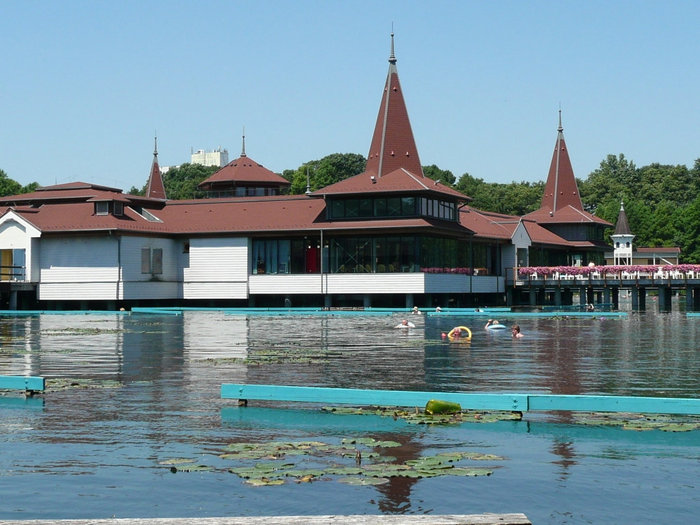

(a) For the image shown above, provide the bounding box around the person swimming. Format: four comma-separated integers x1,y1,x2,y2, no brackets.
485,319,501,330
395,319,416,328
511,324,524,338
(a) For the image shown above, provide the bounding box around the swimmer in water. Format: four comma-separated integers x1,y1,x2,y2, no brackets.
511,325,524,338
485,319,501,330
395,319,416,328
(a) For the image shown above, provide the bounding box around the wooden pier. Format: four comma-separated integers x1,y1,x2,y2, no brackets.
221,384,700,416
508,269,700,312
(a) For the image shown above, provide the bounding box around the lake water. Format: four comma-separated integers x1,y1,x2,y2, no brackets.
1,307,699,524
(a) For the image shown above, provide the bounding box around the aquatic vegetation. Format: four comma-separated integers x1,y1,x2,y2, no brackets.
572,412,700,432
44,378,123,392
40,327,125,336
322,405,523,425
163,438,502,485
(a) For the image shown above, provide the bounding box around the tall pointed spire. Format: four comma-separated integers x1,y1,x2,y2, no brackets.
613,200,632,235
540,110,583,212
241,127,247,157
365,32,423,178
145,135,167,199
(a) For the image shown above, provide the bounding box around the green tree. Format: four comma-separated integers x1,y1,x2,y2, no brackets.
579,153,637,213
0,168,23,196
131,164,219,200
423,164,456,186
636,163,693,208
676,195,700,263
288,153,366,194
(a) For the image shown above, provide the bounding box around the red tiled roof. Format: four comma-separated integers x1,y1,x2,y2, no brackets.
199,154,290,188
365,34,423,178
460,207,572,246
146,140,166,200
524,204,611,226
540,114,582,212
311,167,468,201
636,247,680,254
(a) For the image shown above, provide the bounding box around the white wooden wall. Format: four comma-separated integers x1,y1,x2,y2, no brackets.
120,236,181,300
183,237,248,299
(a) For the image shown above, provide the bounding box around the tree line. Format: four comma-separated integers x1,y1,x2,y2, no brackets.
3,152,700,261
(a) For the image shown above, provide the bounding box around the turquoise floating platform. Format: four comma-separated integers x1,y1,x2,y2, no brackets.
427,311,626,317
0,375,45,392
221,384,700,416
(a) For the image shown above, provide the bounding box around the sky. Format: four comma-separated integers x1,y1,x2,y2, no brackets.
1,0,699,192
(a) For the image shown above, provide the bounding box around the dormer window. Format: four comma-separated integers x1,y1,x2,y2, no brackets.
95,201,109,215
114,202,124,216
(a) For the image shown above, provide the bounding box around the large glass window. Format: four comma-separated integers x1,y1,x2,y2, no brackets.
326,195,457,222
252,239,291,274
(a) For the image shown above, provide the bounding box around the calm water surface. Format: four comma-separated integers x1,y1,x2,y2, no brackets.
1,308,698,524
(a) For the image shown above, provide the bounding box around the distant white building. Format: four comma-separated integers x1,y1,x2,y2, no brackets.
191,147,229,167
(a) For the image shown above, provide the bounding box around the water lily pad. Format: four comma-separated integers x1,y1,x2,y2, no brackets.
170,464,213,472
449,467,493,476
159,458,197,465
338,476,390,486
245,478,285,486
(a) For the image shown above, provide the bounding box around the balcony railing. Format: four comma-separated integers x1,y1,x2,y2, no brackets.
0,265,26,282
514,264,700,282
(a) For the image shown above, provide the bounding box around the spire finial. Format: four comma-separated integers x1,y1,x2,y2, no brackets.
241,126,246,157
154,133,158,157
620,199,625,211
558,106,563,132
389,29,396,64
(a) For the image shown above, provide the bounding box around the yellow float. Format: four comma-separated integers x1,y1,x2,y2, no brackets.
447,326,472,342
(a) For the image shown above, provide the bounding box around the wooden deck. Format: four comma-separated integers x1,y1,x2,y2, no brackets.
0,515,531,525
221,384,700,416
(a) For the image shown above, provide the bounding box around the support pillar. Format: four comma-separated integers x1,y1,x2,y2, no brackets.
324,294,332,309
612,287,619,310
554,287,562,306
9,290,17,310
658,286,672,312
529,288,537,306
562,288,573,306
586,287,594,306
579,287,587,307
364,295,371,309
603,287,611,308
631,287,639,311
405,294,413,309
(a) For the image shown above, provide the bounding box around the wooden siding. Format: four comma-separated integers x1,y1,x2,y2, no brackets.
121,280,180,300
183,237,248,300
38,282,119,301
183,281,248,299
38,237,119,300
501,245,516,274
120,236,180,283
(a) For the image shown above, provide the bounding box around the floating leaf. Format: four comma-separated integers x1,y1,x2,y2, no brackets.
170,464,213,472
159,458,197,465
245,478,285,486
449,467,493,477
338,476,390,486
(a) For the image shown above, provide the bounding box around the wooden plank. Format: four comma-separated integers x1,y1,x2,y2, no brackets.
221,384,526,411
221,384,700,416
0,375,45,392
0,514,532,524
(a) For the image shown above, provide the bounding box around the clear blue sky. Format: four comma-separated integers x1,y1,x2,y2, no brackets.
1,0,698,192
